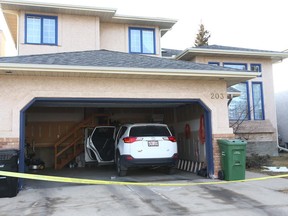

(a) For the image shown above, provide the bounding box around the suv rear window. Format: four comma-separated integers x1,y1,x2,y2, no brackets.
129,126,171,137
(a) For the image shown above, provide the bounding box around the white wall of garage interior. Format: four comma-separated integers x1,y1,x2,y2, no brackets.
0,75,233,175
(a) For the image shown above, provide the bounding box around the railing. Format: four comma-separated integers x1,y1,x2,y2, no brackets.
54,113,109,169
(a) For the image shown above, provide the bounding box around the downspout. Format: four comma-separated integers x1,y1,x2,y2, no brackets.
277,141,288,152
278,145,288,152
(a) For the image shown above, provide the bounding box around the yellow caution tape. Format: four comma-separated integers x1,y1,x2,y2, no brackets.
0,171,288,187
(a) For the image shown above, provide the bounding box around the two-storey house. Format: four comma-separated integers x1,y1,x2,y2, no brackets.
0,0,287,181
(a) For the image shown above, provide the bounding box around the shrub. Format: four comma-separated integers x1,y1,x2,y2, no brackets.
246,154,271,169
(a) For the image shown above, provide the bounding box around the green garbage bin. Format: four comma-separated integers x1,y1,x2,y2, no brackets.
217,139,247,181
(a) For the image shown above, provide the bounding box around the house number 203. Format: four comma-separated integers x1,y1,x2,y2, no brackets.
210,93,225,99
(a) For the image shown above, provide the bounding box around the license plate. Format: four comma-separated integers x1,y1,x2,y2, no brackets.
148,140,159,147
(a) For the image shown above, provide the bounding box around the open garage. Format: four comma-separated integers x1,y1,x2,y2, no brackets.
21,97,213,178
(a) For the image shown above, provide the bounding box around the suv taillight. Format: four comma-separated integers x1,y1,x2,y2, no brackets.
163,136,177,142
168,136,177,142
123,137,143,143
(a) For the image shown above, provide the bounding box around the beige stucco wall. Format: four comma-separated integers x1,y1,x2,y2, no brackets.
100,23,161,55
17,11,161,56
100,23,127,52
0,75,232,140
18,12,100,55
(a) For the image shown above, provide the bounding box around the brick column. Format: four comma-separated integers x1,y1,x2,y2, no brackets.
212,134,235,178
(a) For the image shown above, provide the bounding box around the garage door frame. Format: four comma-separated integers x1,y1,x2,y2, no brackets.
19,97,213,185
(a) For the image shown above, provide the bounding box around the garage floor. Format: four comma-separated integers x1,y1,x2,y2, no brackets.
23,166,204,189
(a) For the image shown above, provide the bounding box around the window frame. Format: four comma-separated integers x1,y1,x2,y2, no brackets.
128,27,156,54
250,63,262,77
228,82,251,121
252,82,265,120
208,62,220,66
223,62,248,70
25,14,58,45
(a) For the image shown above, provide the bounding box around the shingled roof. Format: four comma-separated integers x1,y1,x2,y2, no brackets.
0,49,246,72
195,45,281,53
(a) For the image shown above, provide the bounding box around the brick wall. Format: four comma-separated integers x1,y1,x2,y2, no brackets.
0,138,20,150
212,134,235,178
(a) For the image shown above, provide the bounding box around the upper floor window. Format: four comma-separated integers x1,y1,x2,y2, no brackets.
251,64,262,77
129,28,155,54
208,62,220,66
223,63,247,70
25,14,58,45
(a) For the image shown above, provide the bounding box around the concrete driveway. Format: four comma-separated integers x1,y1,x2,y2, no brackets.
0,168,288,216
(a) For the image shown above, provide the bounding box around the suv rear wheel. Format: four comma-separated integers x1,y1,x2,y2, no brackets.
116,153,127,177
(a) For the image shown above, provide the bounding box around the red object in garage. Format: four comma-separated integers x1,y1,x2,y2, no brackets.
199,114,205,144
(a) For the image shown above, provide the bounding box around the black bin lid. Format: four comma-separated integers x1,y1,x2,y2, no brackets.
0,149,19,160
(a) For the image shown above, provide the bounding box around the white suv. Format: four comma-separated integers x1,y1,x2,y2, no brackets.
115,123,178,176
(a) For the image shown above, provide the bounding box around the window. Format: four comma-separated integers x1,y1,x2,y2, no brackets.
129,28,155,54
252,82,265,120
208,62,220,66
223,63,247,70
130,126,171,137
229,83,250,120
251,64,262,77
25,14,58,45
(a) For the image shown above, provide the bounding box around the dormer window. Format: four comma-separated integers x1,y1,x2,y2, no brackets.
25,14,58,45
129,28,155,54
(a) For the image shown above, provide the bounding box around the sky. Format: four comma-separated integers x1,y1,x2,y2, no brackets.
1,0,288,92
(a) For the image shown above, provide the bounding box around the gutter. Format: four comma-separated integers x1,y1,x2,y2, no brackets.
0,0,117,13
176,48,288,62
113,15,177,24
0,63,259,78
